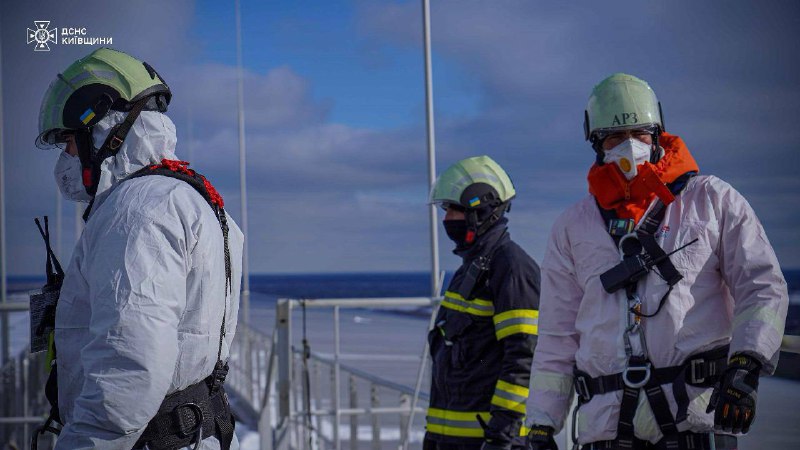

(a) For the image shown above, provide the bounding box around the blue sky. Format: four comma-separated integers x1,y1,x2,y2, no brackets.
2,0,799,276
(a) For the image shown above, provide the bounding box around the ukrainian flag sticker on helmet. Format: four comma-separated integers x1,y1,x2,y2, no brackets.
80,108,96,125
469,197,481,207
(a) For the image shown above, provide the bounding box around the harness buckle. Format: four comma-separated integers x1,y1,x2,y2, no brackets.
108,135,124,150
690,358,706,385
574,374,592,403
622,362,651,388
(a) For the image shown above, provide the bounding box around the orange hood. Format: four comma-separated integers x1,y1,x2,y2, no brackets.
587,132,700,222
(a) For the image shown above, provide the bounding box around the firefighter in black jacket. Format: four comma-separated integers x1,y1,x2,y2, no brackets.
425,155,541,450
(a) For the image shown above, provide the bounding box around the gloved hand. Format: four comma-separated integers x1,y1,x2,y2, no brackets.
481,440,511,450
706,353,761,434
526,425,558,450
476,414,512,450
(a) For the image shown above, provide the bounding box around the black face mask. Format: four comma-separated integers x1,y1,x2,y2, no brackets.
443,219,469,246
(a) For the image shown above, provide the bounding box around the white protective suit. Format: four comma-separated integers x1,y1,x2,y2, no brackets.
527,175,788,444
54,111,244,449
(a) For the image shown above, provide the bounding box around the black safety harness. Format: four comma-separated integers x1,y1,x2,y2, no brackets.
77,96,152,221
573,173,730,450
125,160,235,450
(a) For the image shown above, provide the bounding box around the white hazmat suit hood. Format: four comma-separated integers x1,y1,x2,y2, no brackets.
89,110,178,212
54,111,243,449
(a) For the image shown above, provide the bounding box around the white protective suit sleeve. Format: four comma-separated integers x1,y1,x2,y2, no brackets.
712,179,788,372
54,209,187,449
527,211,582,432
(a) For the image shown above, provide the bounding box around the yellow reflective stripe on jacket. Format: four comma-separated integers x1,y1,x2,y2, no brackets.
491,379,529,414
442,291,494,317
426,408,490,437
426,408,529,437
493,309,538,340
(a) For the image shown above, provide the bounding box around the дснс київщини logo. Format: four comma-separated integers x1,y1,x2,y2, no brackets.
27,21,57,51
26,22,113,52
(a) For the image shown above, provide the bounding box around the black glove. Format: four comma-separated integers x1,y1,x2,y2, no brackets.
476,414,512,450
526,425,557,450
707,353,761,434
481,440,511,450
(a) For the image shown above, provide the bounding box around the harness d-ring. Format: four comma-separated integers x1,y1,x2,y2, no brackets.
622,363,651,388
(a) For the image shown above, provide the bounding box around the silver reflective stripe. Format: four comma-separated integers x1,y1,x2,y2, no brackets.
68,71,93,85
531,371,573,395
444,296,493,313
493,388,527,405
91,69,116,80
496,316,538,330
426,416,482,429
733,304,785,333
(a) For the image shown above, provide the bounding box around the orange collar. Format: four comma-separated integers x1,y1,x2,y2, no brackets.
587,132,700,222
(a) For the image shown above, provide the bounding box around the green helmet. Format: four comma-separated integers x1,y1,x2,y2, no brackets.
430,155,515,242
583,73,663,144
37,47,170,148
430,155,516,209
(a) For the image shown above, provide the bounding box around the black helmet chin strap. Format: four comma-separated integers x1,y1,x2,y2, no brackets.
78,97,150,221
465,202,510,245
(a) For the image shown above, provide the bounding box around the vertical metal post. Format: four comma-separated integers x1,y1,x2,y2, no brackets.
370,384,380,450
422,0,440,298
259,400,273,450
399,394,410,448
349,375,358,450
234,0,251,324
0,14,8,366
291,355,301,449
275,299,293,450
22,357,29,446
333,306,341,450
402,273,443,449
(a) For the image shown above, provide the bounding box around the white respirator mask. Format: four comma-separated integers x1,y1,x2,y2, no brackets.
54,152,93,202
603,138,652,180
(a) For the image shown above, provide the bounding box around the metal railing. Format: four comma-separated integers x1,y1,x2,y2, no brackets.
3,293,800,450
261,297,437,450
0,343,52,449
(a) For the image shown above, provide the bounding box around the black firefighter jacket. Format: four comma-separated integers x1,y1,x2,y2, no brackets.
426,220,541,447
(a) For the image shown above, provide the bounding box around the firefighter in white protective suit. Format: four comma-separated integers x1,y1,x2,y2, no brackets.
36,48,243,449
524,73,789,450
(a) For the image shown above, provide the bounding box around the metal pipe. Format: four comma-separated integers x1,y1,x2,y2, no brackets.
234,0,251,326
0,417,46,424
291,408,428,419
0,303,30,312
295,348,431,399
422,0,440,299
0,15,8,365
402,270,444,449
333,306,341,450
289,297,437,309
